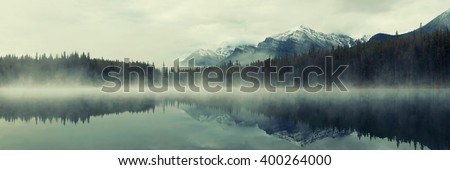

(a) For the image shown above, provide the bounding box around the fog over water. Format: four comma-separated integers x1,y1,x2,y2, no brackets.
0,87,447,149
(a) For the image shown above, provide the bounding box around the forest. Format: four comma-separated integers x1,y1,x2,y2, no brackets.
0,52,151,86
249,29,450,86
0,29,449,87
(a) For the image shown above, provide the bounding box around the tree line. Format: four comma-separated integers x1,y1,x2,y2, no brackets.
0,29,449,87
0,52,153,86
248,29,450,86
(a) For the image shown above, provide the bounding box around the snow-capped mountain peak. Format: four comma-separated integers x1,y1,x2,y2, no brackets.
184,25,358,66
215,43,256,57
271,25,319,41
215,45,239,57
252,25,356,60
267,25,356,48
191,49,217,56
181,49,223,66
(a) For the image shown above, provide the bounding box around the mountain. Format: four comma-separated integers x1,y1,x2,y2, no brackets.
369,33,394,42
218,44,261,65
182,26,356,66
181,44,257,66
420,8,450,34
183,9,449,66
215,44,241,58
257,26,356,57
357,34,372,43
370,8,450,41
180,49,224,66
218,26,356,65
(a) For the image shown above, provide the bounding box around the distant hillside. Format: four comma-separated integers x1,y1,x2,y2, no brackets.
370,9,450,41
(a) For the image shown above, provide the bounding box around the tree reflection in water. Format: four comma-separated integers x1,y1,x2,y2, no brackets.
0,89,448,149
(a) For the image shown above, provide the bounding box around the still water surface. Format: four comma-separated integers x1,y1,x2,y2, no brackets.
0,88,448,150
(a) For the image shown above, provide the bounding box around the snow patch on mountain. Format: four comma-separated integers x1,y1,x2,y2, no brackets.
180,49,223,66
183,25,358,66
271,25,355,47
254,25,356,59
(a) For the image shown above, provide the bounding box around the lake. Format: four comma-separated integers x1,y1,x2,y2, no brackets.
0,88,448,150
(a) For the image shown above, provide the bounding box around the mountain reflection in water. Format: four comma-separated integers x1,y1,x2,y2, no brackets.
0,88,448,150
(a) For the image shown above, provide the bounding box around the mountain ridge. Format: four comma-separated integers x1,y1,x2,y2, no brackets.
183,25,357,66
370,8,450,41
183,8,450,66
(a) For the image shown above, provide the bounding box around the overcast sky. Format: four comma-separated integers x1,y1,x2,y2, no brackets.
0,0,449,64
